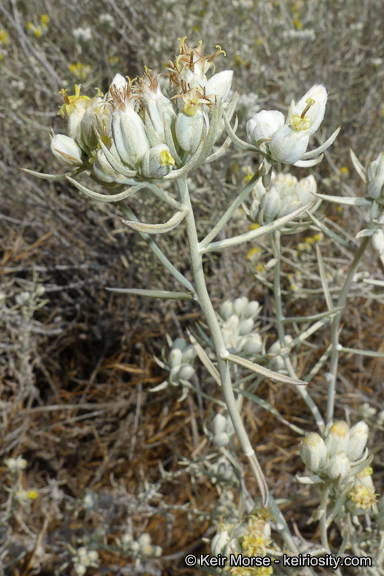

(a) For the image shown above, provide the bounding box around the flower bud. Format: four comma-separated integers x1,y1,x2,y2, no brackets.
112,106,150,169
300,432,327,472
326,451,351,481
211,531,231,556
233,297,248,317
212,413,227,436
213,432,230,447
242,333,262,355
246,110,285,145
260,186,281,223
367,176,384,199
169,348,182,368
239,318,254,335
178,364,195,381
92,148,135,185
175,108,205,153
372,229,384,254
181,345,196,364
220,301,233,320
245,301,261,318
347,421,369,460
51,134,83,166
367,152,384,182
325,421,350,457
141,144,175,178
269,124,310,164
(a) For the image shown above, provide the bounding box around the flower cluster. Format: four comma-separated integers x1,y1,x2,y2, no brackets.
300,420,372,486
117,532,162,558
243,171,317,225
218,297,262,357
151,337,197,399
72,547,99,576
211,413,235,447
211,509,275,575
246,85,339,173
50,38,233,187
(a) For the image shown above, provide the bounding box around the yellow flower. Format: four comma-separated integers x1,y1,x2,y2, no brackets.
0,29,9,46
27,490,39,500
40,14,50,29
349,485,378,510
68,62,91,80
58,84,90,118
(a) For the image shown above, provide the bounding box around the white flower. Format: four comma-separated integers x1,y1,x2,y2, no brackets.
246,84,338,168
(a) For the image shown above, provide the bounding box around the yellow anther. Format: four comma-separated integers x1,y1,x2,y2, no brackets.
160,150,175,167
291,114,312,131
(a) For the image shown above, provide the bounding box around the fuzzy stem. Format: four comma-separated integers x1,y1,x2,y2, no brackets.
272,232,325,433
177,176,269,506
326,236,371,425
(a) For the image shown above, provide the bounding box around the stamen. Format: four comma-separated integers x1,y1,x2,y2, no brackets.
301,97,315,119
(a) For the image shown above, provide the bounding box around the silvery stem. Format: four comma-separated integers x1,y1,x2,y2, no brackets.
177,176,269,506
271,232,325,433
326,236,371,425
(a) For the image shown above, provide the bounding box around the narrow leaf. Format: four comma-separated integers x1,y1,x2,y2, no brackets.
225,353,308,386
66,176,135,202
105,287,194,300
310,192,371,206
187,329,222,387
350,148,367,183
121,209,188,234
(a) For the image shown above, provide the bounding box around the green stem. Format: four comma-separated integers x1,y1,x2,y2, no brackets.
272,232,325,433
326,236,371,425
177,176,269,506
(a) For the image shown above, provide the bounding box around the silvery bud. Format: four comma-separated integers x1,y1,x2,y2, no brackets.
367,152,384,182
325,421,350,457
242,334,262,355
295,174,317,204
51,134,83,166
141,144,175,178
239,318,254,335
175,108,205,153
368,177,384,199
245,301,261,318
233,297,249,316
260,186,281,223
181,345,196,364
92,148,135,185
372,229,384,254
269,124,310,164
220,301,233,320
300,432,327,472
138,533,151,548
172,338,187,351
178,364,195,381
112,106,150,169
212,414,227,436
347,421,369,460
206,70,233,102
246,110,285,144
211,531,231,557
169,348,183,368
326,451,351,481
